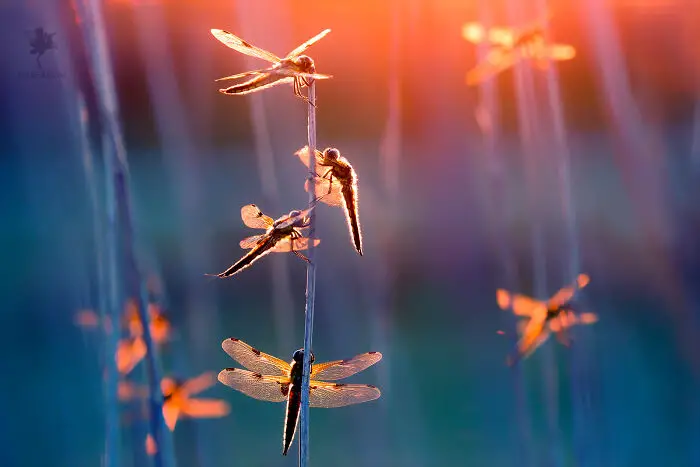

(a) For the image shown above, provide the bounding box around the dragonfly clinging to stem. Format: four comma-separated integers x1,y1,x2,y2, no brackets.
210,28,332,104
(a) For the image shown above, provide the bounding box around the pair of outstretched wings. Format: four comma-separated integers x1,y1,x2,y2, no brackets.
119,373,230,431
218,338,381,408
210,29,332,82
462,12,575,86
238,204,320,253
497,274,596,362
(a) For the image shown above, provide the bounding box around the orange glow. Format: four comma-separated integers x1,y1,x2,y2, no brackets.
162,372,230,431
116,337,147,375
145,434,157,456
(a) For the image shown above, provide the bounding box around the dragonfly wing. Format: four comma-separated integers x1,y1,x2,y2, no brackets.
466,48,520,86
294,146,326,169
543,44,576,61
239,234,265,249
496,289,547,318
270,236,321,253
308,381,381,408
181,372,216,396
116,337,146,375
285,29,331,59
240,204,274,229
214,68,275,81
163,401,180,431
217,368,289,402
304,177,343,207
181,398,231,418
210,29,281,63
221,338,290,375
311,352,382,381
547,274,590,308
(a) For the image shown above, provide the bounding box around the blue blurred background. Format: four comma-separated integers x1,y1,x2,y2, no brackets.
1,0,699,466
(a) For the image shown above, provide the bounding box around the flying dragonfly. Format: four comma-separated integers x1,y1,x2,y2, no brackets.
496,274,598,366
462,11,575,86
210,203,321,279
218,338,382,455
119,372,230,455
210,28,332,103
295,146,363,256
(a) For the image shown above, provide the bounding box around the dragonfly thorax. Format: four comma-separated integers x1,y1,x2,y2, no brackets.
292,55,315,73
292,348,315,364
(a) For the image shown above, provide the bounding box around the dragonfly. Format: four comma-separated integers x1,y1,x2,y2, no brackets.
462,11,575,86
210,28,332,103
119,372,230,455
75,299,172,375
496,274,597,366
210,203,321,279
295,146,363,255
218,338,382,455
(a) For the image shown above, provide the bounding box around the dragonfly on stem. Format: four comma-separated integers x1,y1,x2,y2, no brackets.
210,28,332,104
295,146,363,256
218,338,382,455
209,203,322,279
462,11,575,86
496,274,598,365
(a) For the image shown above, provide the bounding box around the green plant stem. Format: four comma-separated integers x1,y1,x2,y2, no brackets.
299,80,317,467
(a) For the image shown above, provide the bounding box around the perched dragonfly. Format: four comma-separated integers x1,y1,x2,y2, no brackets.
119,372,230,455
496,274,597,365
218,338,381,455
295,146,363,256
210,203,320,278
210,28,332,103
462,11,575,86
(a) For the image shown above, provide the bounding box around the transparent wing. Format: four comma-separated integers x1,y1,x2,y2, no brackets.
217,368,289,402
285,28,331,59
308,381,381,408
181,398,231,418
311,351,382,381
221,338,290,375
270,236,321,253
273,205,316,229
304,177,343,207
295,146,324,169
210,29,281,63
466,48,521,86
181,372,216,396
517,317,548,355
214,68,275,82
219,75,294,96
240,204,274,229
239,234,265,249
547,274,590,309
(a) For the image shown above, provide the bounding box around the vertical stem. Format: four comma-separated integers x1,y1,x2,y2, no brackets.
77,92,119,467
299,81,317,467
76,0,166,464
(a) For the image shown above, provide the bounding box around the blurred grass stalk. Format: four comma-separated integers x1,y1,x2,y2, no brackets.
299,81,318,467
76,0,167,465
474,2,532,466
76,92,120,467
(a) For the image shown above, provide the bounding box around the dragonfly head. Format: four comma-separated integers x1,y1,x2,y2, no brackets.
292,348,315,364
294,55,315,73
323,148,340,160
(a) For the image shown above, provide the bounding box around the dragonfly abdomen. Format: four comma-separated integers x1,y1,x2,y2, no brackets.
218,237,277,277
282,386,301,455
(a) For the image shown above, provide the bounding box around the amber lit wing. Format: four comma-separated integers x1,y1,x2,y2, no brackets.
221,338,290,376
239,234,265,249
181,398,230,418
241,204,274,229
210,29,281,63
285,29,331,59
163,401,181,431
217,368,289,402
462,22,515,46
496,289,547,318
311,352,382,381
466,48,521,85
294,146,326,169
507,318,550,365
116,337,147,374
308,381,381,408
547,274,590,309
271,237,321,253
214,68,277,82
540,43,576,61
181,372,216,396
